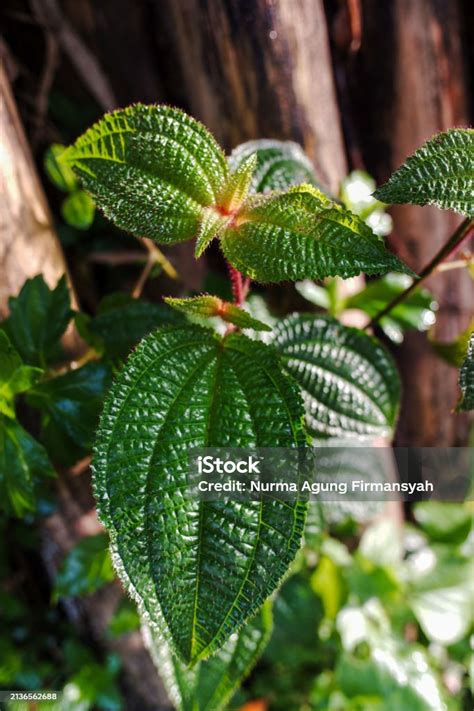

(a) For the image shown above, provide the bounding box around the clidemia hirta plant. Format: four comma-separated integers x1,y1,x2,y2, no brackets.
56,106,472,697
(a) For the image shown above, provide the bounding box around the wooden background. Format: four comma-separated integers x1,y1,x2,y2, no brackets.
1,1,473,707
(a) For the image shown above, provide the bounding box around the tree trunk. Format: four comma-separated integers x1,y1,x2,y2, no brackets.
0,61,76,315
153,0,347,194
340,0,473,445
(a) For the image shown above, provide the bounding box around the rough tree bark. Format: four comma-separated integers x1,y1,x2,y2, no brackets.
0,61,170,711
340,0,473,446
154,0,347,194
0,61,76,316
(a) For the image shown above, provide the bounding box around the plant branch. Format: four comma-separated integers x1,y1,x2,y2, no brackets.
368,217,473,328
132,237,178,298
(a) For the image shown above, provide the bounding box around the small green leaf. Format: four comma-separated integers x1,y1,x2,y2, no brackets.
457,331,473,411
94,325,307,663
229,139,320,193
61,190,96,229
165,296,272,331
272,314,400,438
430,319,473,367
0,332,43,417
0,416,54,517
27,362,111,463
217,154,257,212
413,502,472,544
374,128,474,217
346,273,437,343
107,598,140,638
85,294,183,360
1,275,72,367
340,170,393,237
221,189,412,283
53,533,115,601
62,104,228,244
145,603,272,711
44,143,78,192
195,208,230,257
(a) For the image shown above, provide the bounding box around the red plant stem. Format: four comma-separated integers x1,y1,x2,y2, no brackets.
368,217,473,328
228,264,246,306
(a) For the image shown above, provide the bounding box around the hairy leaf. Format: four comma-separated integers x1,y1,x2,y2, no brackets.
1,275,72,367
61,190,96,229
457,331,473,411
221,189,411,283
0,332,43,418
62,104,228,243
217,154,257,212
53,533,115,602
44,143,78,192
229,139,319,193
375,129,474,217
430,319,473,367
145,604,272,711
27,362,111,464
272,315,400,438
165,296,272,332
0,416,54,517
94,325,306,663
346,273,437,343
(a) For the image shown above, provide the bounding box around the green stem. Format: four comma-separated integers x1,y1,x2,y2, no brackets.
368,217,473,328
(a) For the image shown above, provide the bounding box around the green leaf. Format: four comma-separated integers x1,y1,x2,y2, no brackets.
83,293,183,360
346,273,437,343
44,143,78,192
409,547,473,645
413,501,472,544
94,325,307,663
1,275,72,367
217,154,257,212
221,189,412,283
272,315,400,438
430,319,473,367
27,362,111,463
195,208,230,257
61,190,96,229
0,332,43,417
145,603,272,711
62,104,228,244
0,416,54,517
53,534,115,601
374,128,474,217
164,296,272,332
457,331,473,411
62,655,122,711
229,140,320,193
340,170,393,237
107,598,140,638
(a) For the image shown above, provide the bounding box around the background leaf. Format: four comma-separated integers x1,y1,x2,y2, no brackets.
228,139,320,193
44,143,78,192
374,128,474,217
0,416,54,517
1,276,72,367
63,104,228,244
94,325,306,663
61,190,96,229
345,273,437,343
27,362,111,465
272,314,400,438
0,332,43,417
53,534,115,602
